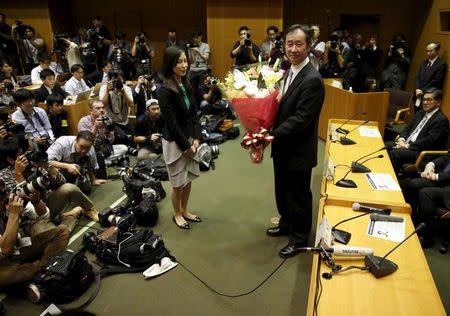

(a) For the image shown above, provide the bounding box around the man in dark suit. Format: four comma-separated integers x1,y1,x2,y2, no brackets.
388,88,449,173
34,69,68,103
266,24,325,258
414,42,447,111
402,152,450,246
84,61,111,87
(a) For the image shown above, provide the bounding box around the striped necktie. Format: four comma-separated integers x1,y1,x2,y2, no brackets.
406,115,429,143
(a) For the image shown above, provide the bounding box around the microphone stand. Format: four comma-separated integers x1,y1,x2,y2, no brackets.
339,120,369,145
335,169,357,188
332,212,371,244
351,154,384,173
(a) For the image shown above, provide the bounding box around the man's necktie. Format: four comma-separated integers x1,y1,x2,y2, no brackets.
406,115,429,143
427,61,432,69
283,71,293,94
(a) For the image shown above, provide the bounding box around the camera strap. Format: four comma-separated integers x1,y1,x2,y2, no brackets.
21,108,47,137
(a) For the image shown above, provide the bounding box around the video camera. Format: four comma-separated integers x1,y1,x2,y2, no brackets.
274,34,283,50
13,20,27,39
86,28,100,43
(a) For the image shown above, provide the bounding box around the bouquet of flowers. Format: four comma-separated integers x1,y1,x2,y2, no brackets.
219,59,285,163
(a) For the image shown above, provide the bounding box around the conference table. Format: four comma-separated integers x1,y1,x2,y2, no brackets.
306,119,446,316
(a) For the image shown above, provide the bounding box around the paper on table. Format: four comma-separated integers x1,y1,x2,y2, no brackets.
366,173,401,191
367,218,405,242
359,126,381,138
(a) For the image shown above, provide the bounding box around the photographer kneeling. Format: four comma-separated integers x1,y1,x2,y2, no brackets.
47,131,107,197
134,99,163,161
0,136,98,230
198,74,234,118
0,189,69,302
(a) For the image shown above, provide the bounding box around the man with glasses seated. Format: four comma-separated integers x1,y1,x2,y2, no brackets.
387,88,449,173
64,64,90,96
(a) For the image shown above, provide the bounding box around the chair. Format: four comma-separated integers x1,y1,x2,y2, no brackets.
402,131,450,174
436,208,450,254
384,88,414,140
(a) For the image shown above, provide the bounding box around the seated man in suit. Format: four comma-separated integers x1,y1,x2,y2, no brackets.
34,69,68,103
84,61,111,87
46,94,69,139
388,88,449,173
414,42,447,111
402,151,450,247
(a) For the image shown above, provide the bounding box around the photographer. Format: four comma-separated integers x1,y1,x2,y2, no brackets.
134,99,163,161
0,79,15,107
99,72,136,148
47,131,107,196
230,26,260,67
12,23,44,72
321,30,351,79
78,99,127,161
132,32,155,75
64,64,90,96
0,14,16,65
260,25,279,61
0,188,69,301
309,25,325,70
133,71,160,117
198,74,233,118
380,34,411,90
11,89,55,147
108,31,133,80
54,36,82,69
0,60,20,87
187,29,210,93
34,69,68,103
0,136,93,233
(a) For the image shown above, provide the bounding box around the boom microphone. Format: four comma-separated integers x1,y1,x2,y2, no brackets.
352,203,391,215
365,223,426,278
335,112,367,134
339,120,370,145
370,213,404,222
351,146,386,173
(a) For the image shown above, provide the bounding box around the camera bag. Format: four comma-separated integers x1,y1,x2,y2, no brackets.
34,248,96,304
134,158,169,181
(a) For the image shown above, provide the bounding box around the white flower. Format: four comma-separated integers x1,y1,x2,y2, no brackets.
244,85,258,97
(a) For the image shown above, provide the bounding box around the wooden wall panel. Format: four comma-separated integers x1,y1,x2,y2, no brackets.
1,0,53,52
406,0,450,120
207,0,283,78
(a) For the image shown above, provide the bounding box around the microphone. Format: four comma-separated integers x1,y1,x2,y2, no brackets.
351,154,384,173
297,245,374,256
352,203,391,215
351,146,386,173
365,223,426,278
335,112,367,134
332,212,371,244
339,120,370,145
370,213,404,222
335,168,356,188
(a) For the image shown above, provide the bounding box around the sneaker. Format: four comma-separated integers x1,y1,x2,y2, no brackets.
83,207,99,222
27,283,41,303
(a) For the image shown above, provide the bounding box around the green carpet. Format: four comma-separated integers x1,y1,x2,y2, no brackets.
2,135,449,316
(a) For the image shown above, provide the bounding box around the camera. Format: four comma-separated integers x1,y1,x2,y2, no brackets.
208,77,218,85
13,169,50,198
1,121,24,134
274,35,283,50
1,82,14,93
244,33,251,47
86,28,100,43
109,68,123,90
104,153,130,167
330,34,340,50
24,147,48,163
99,115,111,125
137,33,146,44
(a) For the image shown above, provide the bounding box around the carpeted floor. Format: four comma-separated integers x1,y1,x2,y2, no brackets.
2,134,449,316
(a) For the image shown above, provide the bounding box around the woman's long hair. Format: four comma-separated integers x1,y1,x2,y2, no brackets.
161,46,192,94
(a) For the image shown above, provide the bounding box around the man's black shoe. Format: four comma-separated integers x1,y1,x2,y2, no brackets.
279,242,308,258
266,227,289,237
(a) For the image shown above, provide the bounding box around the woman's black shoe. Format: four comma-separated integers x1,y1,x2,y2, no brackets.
173,216,190,229
183,215,202,222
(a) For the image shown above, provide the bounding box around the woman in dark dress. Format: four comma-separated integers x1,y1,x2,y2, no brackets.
158,46,202,230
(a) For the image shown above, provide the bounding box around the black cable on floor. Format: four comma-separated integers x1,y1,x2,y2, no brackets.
177,258,287,298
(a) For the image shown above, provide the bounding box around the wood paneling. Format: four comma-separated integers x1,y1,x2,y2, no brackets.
406,0,450,120
207,0,283,78
1,0,53,52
